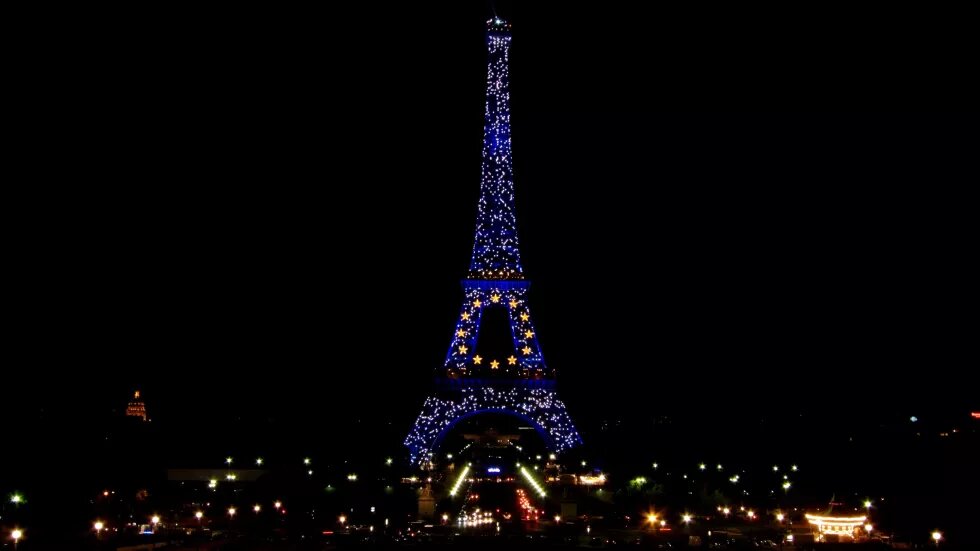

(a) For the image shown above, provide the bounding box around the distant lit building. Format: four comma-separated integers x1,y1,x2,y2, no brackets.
805,513,867,542
126,390,148,421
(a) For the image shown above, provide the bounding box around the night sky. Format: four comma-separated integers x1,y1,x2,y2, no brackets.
5,3,977,443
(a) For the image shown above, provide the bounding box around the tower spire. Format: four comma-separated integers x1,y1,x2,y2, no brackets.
469,18,522,280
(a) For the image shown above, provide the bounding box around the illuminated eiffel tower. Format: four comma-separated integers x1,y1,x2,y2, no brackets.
405,18,582,466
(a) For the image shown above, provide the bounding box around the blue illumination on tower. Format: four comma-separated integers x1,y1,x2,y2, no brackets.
406,19,582,467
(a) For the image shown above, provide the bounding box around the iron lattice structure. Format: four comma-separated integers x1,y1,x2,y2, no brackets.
406,19,582,466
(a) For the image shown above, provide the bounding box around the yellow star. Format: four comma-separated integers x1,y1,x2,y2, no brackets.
525,330,534,338
461,312,470,321
473,299,482,308
490,359,500,369
473,355,483,365
508,299,518,309
456,329,466,338
520,313,529,322
522,346,532,355
458,345,468,355
490,294,501,303
507,355,517,365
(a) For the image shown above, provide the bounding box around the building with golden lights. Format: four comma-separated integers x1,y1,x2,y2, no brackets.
126,390,148,421
805,513,868,542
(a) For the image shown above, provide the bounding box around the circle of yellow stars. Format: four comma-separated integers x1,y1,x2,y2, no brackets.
451,291,540,373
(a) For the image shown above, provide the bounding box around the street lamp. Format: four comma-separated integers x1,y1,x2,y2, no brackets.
254,504,262,513
274,500,282,510
864,500,873,510
932,531,942,545
256,457,264,466
682,514,693,525
865,524,873,536
226,456,233,466
339,515,347,526
777,513,785,523
10,494,23,505
94,521,104,539
151,515,160,526
723,507,731,517
195,511,204,525
11,529,23,550
228,507,236,519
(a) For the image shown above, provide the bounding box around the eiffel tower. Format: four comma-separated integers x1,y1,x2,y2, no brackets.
405,18,582,466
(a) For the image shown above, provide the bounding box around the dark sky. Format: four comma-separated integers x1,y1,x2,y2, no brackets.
5,3,977,433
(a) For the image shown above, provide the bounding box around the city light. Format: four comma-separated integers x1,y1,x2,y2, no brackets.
151,515,160,525
864,500,873,509
253,505,261,513
699,463,706,470
932,531,942,543
339,515,347,526
554,515,562,523
256,458,263,466
783,481,792,490
579,473,607,485
747,511,756,520
386,457,393,466
195,511,204,521
227,507,236,518
12,529,23,546
450,464,471,496
520,466,547,497
723,507,731,516
226,457,233,465
304,458,311,465
777,513,785,522
647,513,658,524
865,524,873,534
683,514,693,524
274,501,282,510
10,494,23,504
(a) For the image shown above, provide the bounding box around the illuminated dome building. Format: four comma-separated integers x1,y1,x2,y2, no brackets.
126,390,148,422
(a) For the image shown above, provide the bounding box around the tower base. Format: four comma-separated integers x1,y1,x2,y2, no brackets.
405,384,582,466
